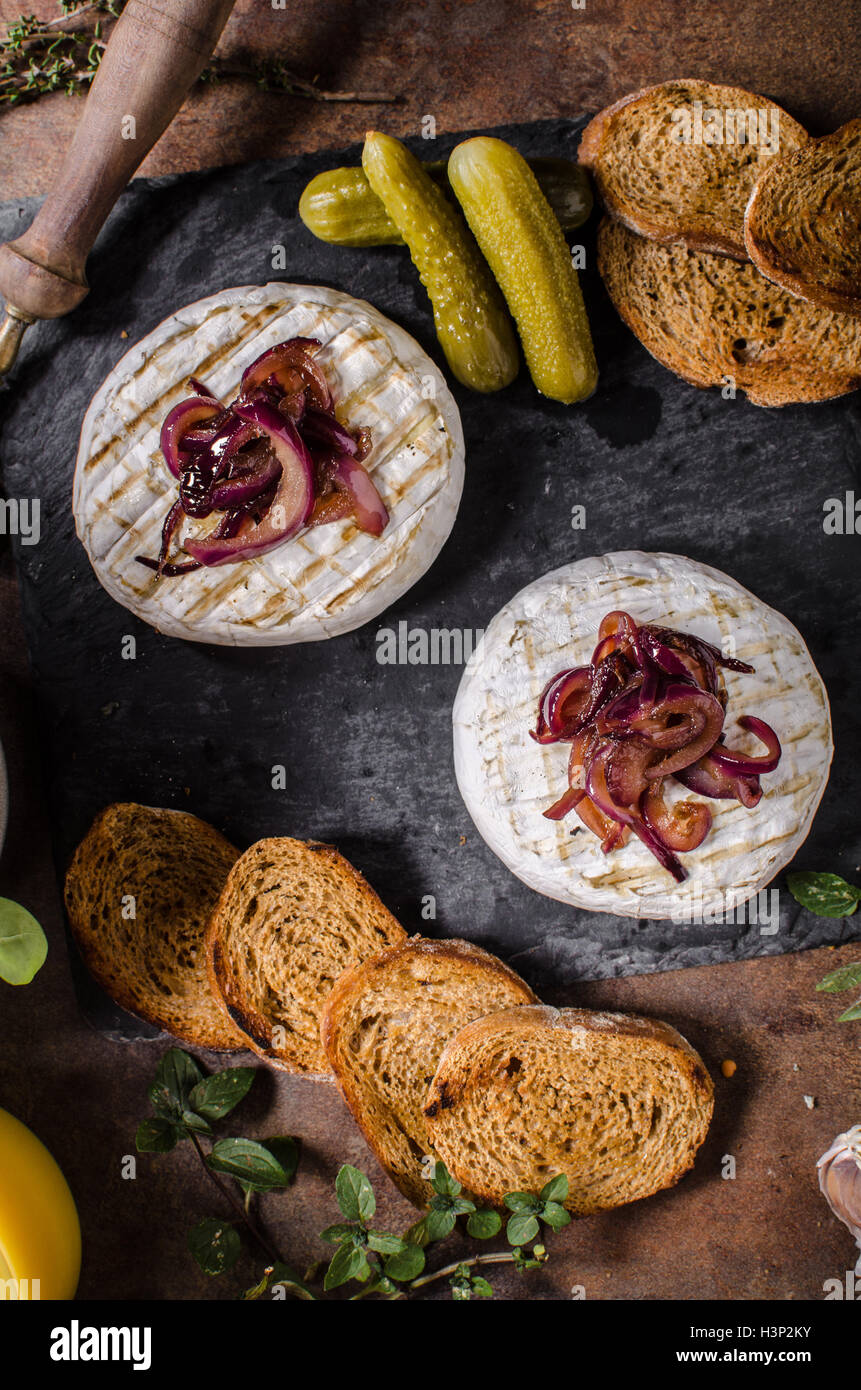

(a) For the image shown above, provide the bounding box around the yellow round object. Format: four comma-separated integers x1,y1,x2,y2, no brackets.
0,1107,81,1300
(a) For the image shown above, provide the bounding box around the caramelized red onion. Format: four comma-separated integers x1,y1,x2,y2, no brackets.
532,610,781,881
136,338,388,575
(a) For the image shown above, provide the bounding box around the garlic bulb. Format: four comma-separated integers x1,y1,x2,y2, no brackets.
818,1125,861,1272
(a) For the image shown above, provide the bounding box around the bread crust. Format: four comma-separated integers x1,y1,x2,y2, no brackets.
321,937,537,1206
580,79,807,260
205,837,406,1075
424,1004,714,1213
597,217,861,406
64,802,244,1050
745,118,861,317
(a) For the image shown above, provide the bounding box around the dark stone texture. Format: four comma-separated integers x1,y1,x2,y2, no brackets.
1,119,859,1048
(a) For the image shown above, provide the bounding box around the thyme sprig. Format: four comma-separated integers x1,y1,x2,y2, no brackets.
1,2,397,107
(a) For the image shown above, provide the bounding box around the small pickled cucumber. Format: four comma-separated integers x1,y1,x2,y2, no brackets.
362,131,519,393
448,137,598,404
298,158,592,247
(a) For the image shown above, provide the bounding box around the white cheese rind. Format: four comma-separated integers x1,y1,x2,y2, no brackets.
453,551,833,919
74,283,465,645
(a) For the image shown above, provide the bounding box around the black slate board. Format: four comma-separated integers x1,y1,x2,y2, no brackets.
2,118,860,1038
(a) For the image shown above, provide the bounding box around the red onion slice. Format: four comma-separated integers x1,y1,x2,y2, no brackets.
240,338,332,410
642,783,711,852
586,746,686,882
160,397,223,479
184,401,314,566
710,716,781,775
330,454,389,537
543,786,585,821
675,754,762,808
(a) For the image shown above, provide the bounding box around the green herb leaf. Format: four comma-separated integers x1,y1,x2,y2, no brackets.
816,962,861,993
180,1110,212,1136
383,1242,425,1282
540,1200,571,1231
402,1216,430,1248
471,1275,494,1298
135,1117,180,1152
324,1240,370,1290
506,1211,540,1245
207,1137,289,1191
187,1217,240,1276
837,999,861,1022
258,1136,300,1183
0,899,47,985
241,1271,270,1300
504,1191,540,1213
787,871,861,919
320,1222,358,1244
451,1196,476,1216
467,1208,502,1239
188,1067,255,1120
153,1048,204,1114
430,1159,461,1198
539,1173,569,1203
335,1165,376,1222
366,1232,407,1255
424,1207,457,1241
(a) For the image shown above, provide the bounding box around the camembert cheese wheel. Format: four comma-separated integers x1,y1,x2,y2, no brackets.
453,552,832,920
74,283,464,645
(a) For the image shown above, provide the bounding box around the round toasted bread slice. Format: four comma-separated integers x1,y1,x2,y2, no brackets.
745,117,861,318
64,803,244,1050
74,283,464,646
579,79,807,259
453,552,832,919
424,1005,714,1215
320,937,537,1206
206,837,406,1075
597,218,861,406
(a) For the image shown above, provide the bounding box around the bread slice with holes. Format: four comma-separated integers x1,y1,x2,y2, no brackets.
64,802,244,1049
745,117,861,318
579,80,807,259
320,938,537,1205
597,217,861,405
424,1005,713,1214
206,837,406,1075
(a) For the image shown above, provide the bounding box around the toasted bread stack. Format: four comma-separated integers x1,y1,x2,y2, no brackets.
580,80,861,404
65,804,714,1216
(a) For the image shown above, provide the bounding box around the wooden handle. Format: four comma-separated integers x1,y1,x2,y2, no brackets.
0,0,235,322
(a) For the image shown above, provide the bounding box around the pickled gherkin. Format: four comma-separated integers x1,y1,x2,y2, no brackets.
448,137,598,404
361,131,520,393
298,158,592,248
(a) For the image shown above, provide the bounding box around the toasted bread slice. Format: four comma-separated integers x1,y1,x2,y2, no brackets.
580,80,807,259
320,938,537,1205
597,218,861,406
424,1005,713,1215
745,118,861,317
64,803,244,1049
206,837,406,1075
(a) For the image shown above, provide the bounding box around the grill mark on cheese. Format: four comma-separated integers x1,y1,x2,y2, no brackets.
84,303,289,473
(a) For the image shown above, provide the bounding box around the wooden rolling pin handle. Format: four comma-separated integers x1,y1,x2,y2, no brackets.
0,0,235,323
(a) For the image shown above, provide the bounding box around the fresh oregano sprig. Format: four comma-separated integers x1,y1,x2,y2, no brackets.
504,1173,572,1243
136,1047,302,1279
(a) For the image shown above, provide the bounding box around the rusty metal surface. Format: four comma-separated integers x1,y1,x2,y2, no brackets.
1,0,860,199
